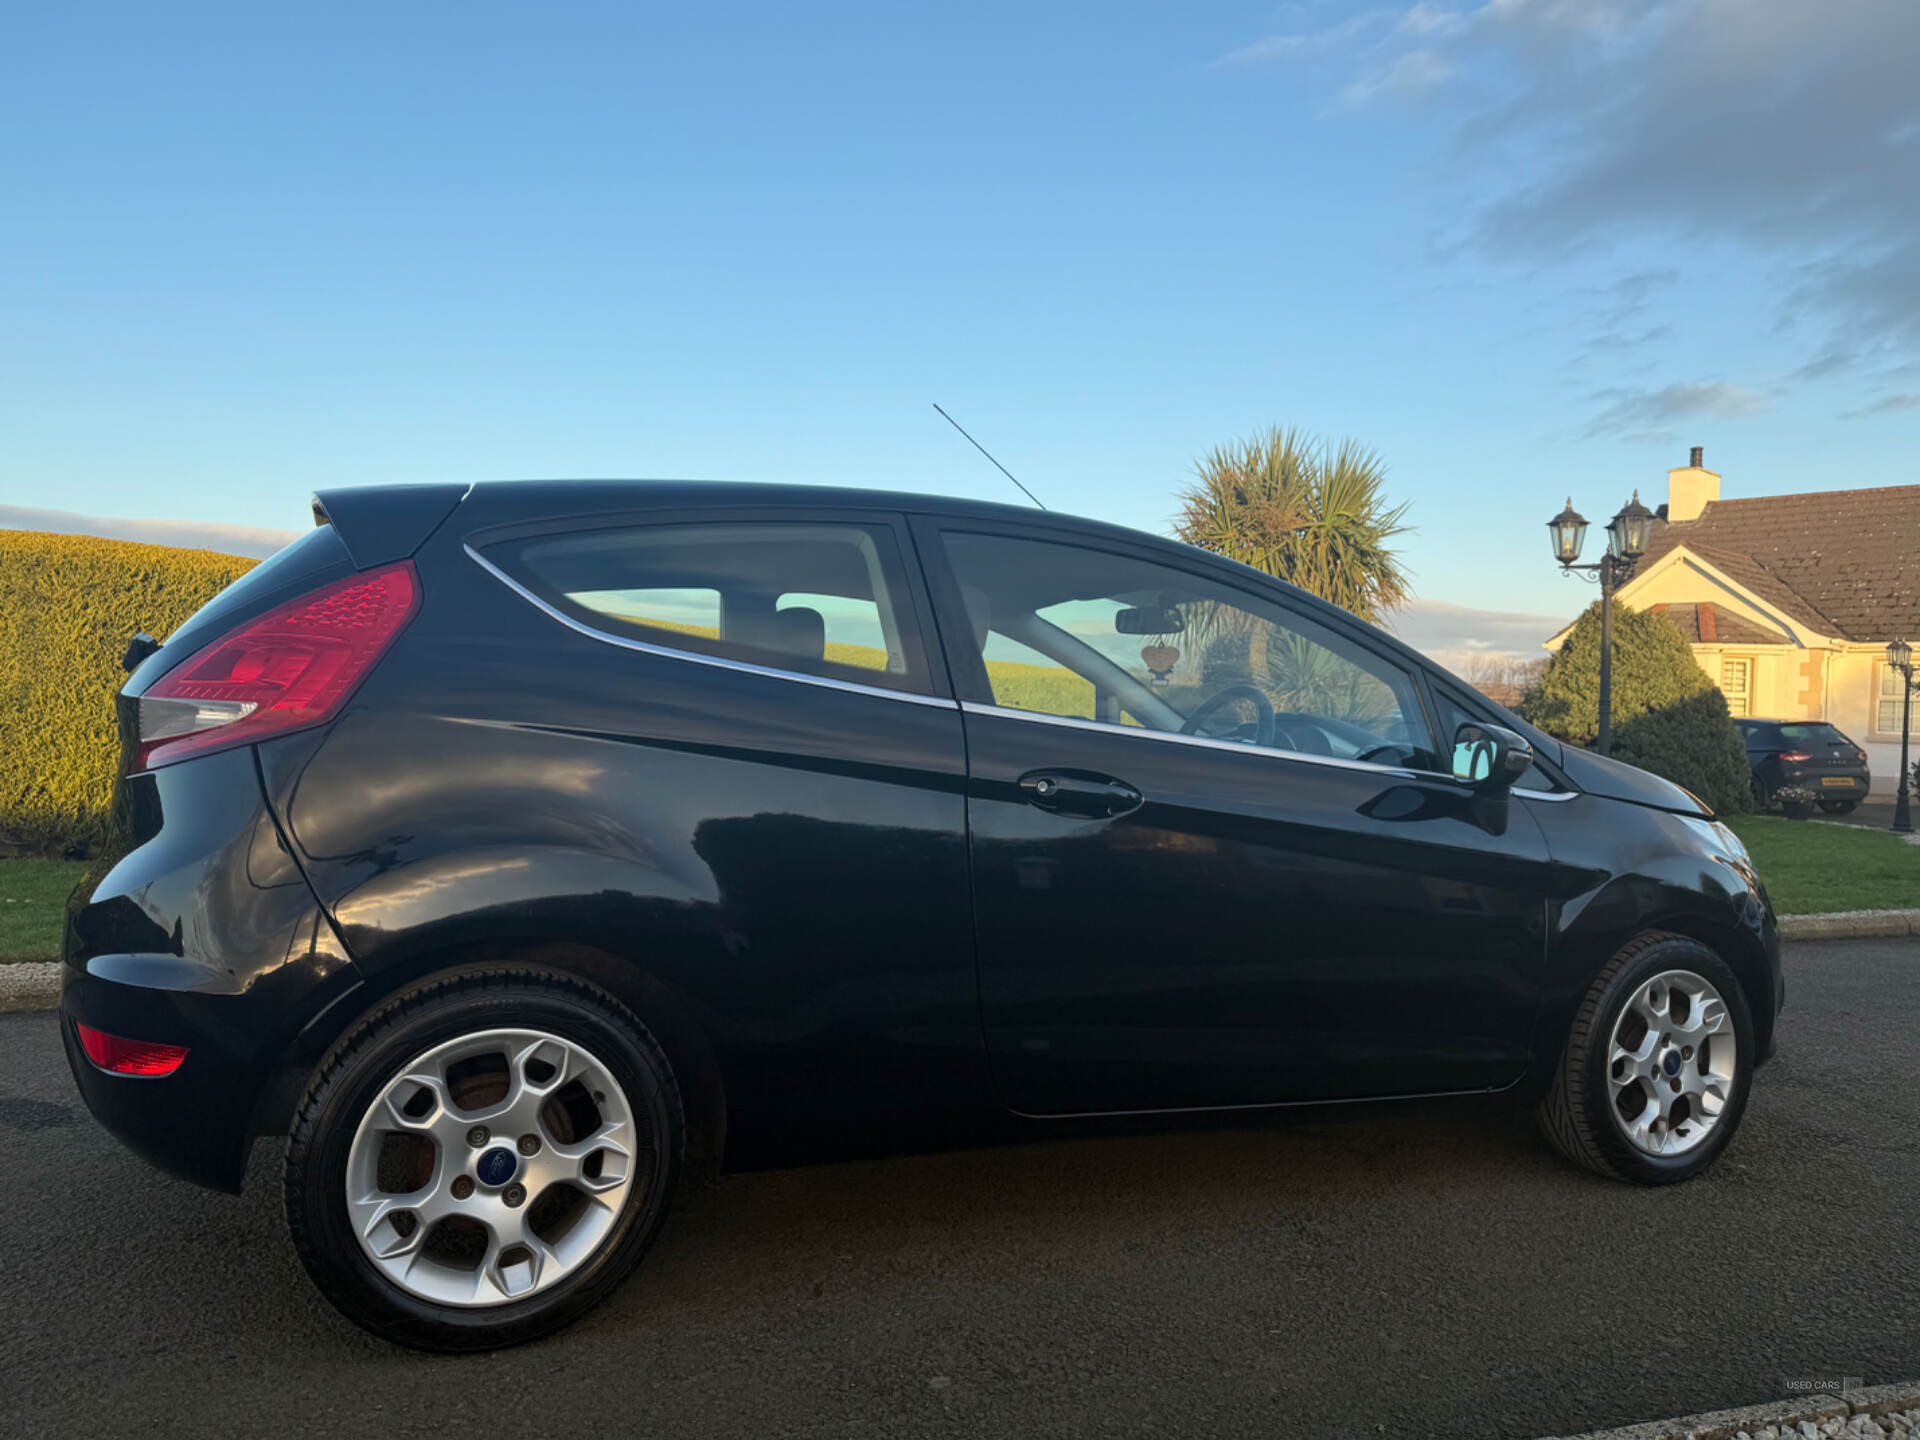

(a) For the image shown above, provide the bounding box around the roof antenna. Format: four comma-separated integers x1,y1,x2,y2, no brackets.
932,403,1047,510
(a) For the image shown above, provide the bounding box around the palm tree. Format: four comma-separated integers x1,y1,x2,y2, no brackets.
1173,426,1411,623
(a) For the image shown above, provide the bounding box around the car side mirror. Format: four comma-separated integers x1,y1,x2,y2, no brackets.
1452,721,1534,792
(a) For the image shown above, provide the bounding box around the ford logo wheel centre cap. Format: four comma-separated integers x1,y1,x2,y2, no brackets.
475,1146,519,1188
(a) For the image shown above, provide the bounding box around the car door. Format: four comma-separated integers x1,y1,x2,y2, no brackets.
913,517,1557,1116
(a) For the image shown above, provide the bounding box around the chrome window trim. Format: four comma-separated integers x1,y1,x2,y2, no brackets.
957,701,1425,779
464,543,957,710
1514,787,1579,802
959,701,1587,797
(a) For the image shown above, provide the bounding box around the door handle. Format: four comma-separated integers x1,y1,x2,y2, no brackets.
1018,769,1144,819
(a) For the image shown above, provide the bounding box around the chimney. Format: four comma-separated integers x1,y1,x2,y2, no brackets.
1667,445,1721,524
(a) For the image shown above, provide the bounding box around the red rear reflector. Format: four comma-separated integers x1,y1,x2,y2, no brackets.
1780,750,1814,763
134,561,418,771
75,1022,189,1076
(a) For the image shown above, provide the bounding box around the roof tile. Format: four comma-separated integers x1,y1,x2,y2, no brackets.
1637,484,1920,641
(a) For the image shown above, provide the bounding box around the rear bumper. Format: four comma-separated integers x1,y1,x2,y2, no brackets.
61,960,269,1193
1776,767,1870,796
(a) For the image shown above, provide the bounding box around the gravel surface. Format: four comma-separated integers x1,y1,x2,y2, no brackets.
1738,1411,1920,1440
2,938,1917,1440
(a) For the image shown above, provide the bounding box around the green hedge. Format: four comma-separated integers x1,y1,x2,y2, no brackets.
0,530,257,856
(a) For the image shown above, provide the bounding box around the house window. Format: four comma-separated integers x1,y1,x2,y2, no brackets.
1878,662,1913,733
1720,657,1753,717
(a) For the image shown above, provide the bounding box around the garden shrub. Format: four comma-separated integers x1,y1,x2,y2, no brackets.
1611,688,1754,816
1519,600,1751,814
0,530,256,856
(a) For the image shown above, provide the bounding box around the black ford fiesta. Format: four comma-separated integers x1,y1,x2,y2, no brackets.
63,480,1781,1351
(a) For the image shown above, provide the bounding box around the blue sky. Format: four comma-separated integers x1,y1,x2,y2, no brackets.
5,1,1917,649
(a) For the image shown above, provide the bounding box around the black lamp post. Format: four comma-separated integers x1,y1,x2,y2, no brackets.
1549,491,1655,757
1888,638,1914,835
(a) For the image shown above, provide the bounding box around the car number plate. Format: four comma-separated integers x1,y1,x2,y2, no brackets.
1821,776,1853,786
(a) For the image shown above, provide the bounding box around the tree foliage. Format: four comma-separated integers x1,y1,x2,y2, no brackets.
1174,427,1410,623
1518,601,1751,813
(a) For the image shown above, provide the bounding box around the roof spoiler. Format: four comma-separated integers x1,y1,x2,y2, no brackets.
310,484,470,569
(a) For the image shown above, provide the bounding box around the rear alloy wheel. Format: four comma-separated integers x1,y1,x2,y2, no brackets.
1818,799,1858,815
287,971,682,1350
1536,933,1753,1184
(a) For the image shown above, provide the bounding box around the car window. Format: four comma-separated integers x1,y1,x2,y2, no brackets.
1777,723,1849,746
484,521,931,694
940,530,1436,768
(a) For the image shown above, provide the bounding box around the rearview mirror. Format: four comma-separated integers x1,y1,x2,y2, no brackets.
1452,721,1534,792
1114,604,1184,635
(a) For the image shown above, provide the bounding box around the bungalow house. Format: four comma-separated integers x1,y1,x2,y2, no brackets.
1545,449,1920,794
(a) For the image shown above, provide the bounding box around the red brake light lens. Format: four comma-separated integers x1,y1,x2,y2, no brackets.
1779,749,1814,763
75,1022,190,1076
134,561,418,771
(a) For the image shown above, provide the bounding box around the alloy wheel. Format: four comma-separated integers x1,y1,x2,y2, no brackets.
344,1028,642,1307
1605,969,1738,1157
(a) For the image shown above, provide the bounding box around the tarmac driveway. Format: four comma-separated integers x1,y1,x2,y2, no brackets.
2,938,1915,1440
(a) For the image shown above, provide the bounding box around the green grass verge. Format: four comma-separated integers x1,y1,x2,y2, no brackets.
0,858,86,963
1725,815,1920,915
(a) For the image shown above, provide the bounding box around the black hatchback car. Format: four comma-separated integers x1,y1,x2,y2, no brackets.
1734,718,1871,813
64,481,1781,1350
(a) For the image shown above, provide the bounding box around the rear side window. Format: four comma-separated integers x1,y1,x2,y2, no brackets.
482,521,933,694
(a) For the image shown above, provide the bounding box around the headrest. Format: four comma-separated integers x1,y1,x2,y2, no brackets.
725,602,826,662
764,606,825,662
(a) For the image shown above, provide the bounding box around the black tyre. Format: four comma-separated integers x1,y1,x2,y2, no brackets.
1536,932,1753,1185
286,968,683,1351
1818,799,1858,815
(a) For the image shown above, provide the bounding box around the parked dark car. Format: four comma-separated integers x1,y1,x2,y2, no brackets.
1734,717,1870,814
63,481,1781,1351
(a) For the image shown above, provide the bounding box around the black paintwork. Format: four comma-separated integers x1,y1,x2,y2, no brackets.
62,480,1782,1192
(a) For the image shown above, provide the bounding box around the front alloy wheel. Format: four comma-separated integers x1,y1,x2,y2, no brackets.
1537,932,1754,1184
1602,970,1736,1158
287,971,682,1350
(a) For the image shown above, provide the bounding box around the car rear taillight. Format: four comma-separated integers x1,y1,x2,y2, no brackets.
1779,750,1814,763
75,1022,190,1076
132,561,418,771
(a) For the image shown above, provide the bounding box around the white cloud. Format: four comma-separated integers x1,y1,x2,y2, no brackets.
1211,0,1920,387
1341,48,1456,104
1399,4,1467,37
1212,10,1394,66
1581,382,1769,440
1842,392,1920,420
0,505,301,558
1384,595,1562,669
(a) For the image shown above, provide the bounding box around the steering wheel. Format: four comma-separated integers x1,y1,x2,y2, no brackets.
1353,742,1405,765
1179,684,1274,748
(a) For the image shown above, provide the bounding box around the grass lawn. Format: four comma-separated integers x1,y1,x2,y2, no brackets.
0,858,87,963
1725,815,1920,915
